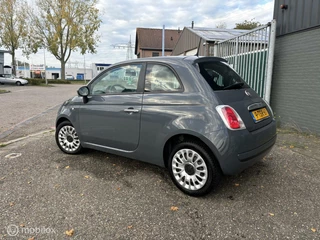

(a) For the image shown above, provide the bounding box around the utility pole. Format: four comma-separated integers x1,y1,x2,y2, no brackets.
84,54,86,84
162,25,165,56
44,49,47,85
126,36,133,60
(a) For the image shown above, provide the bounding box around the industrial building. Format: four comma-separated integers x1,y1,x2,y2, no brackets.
135,28,181,58
0,50,10,74
92,63,111,78
271,0,320,133
1,50,109,80
172,26,248,56
15,65,94,80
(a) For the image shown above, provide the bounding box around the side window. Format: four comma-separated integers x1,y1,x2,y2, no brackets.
91,64,142,95
205,68,224,87
144,64,182,92
197,61,245,90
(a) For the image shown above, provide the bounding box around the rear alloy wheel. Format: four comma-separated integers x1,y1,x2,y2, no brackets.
16,81,21,86
55,121,82,154
168,142,221,196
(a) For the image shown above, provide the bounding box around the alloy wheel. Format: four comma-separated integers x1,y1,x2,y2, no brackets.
171,148,208,191
58,125,81,152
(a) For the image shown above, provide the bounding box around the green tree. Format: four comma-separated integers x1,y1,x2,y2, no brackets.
234,19,262,30
0,0,29,75
28,0,101,79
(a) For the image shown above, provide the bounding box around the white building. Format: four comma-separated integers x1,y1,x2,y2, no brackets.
92,63,111,78
17,65,93,80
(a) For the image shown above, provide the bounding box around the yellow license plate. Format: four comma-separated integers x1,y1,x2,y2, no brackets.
251,108,270,122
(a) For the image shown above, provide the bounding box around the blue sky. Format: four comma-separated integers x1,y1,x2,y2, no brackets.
6,0,274,68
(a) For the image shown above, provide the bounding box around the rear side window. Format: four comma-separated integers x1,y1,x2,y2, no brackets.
197,61,248,90
144,64,182,92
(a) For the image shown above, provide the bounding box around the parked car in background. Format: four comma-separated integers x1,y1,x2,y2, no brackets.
0,74,28,86
55,56,277,196
66,75,74,80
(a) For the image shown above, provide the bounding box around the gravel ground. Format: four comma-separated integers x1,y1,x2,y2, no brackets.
0,84,319,239
0,130,319,239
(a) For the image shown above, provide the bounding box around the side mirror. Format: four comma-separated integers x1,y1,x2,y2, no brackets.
77,86,89,103
77,86,89,96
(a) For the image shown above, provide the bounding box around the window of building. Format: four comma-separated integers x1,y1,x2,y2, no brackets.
144,64,182,92
152,52,160,57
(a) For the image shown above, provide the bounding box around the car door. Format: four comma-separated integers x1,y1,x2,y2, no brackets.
79,63,145,151
0,75,5,84
1,74,11,84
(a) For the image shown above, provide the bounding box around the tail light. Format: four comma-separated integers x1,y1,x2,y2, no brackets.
216,105,246,130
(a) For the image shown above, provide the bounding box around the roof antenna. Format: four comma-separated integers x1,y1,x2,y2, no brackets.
195,37,202,57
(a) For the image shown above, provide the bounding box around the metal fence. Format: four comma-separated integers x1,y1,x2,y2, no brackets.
214,20,276,102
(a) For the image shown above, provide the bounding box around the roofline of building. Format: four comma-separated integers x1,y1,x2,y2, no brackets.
186,27,249,41
0,50,11,53
138,47,174,51
136,27,180,32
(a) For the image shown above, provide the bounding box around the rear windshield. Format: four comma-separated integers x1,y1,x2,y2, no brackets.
196,61,248,91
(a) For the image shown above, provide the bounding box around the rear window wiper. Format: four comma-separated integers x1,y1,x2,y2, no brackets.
223,82,244,90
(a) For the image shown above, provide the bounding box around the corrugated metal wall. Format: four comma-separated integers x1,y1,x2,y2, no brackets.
271,27,320,134
272,0,320,134
274,0,320,36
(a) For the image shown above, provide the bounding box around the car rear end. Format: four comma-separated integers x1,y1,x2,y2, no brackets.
193,57,277,175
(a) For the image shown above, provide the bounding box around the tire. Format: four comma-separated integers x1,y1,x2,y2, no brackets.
168,141,221,196
16,81,21,86
55,121,83,154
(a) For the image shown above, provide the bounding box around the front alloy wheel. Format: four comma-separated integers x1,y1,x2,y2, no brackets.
168,142,221,196
56,121,82,154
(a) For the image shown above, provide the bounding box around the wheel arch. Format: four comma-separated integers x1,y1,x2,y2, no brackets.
56,117,71,128
163,133,221,171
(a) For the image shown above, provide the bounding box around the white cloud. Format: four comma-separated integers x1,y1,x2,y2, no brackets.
5,0,274,69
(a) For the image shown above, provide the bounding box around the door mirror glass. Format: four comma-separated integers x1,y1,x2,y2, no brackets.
78,86,89,97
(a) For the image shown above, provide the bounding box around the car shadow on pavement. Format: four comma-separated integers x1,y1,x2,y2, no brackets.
52,147,275,199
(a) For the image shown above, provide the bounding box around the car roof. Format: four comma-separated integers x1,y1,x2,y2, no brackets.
113,56,227,66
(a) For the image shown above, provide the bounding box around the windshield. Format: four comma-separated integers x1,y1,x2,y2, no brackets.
196,61,248,91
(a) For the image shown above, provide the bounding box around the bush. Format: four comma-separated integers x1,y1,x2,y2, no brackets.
49,79,71,84
26,78,71,85
27,78,45,85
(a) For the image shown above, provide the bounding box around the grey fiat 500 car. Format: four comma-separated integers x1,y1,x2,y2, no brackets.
55,56,276,196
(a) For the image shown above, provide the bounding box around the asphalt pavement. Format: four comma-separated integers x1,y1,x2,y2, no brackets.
0,85,319,239
0,84,81,141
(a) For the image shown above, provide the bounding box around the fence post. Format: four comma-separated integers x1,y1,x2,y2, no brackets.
235,37,239,71
264,19,276,103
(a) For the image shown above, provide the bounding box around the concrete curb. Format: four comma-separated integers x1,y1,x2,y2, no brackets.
0,129,55,147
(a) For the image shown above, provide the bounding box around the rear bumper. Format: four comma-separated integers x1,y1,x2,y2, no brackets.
238,135,276,162
217,120,277,175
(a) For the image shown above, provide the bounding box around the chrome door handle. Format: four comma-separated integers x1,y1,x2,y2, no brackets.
124,108,139,113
